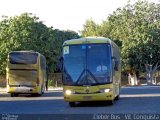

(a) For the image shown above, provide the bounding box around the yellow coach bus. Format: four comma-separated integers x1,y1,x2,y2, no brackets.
62,37,121,107
6,51,47,97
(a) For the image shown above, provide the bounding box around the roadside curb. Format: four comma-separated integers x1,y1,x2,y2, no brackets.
0,87,63,93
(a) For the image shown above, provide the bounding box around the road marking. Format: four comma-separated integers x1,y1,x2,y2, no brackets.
0,96,64,101
122,86,160,89
121,94,160,98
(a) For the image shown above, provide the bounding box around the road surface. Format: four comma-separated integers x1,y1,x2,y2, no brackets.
0,86,160,119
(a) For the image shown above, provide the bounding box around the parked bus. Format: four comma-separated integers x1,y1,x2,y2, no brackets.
62,37,121,106
6,51,47,97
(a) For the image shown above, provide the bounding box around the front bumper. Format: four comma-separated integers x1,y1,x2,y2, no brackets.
7,85,40,94
64,92,114,102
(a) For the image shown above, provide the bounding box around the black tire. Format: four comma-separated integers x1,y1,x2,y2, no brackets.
69,102,76,107
11,93,14,97
11,93,18,97
107,100,114,105
115,95,120,100
37,94,42,96
33,93,41,97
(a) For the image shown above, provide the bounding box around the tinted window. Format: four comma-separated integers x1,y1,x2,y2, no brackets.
63,44,112,86
87,44,111,84
63,45,85,84
9,52,38,64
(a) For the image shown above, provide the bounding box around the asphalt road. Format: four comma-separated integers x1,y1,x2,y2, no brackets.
0,86,160,119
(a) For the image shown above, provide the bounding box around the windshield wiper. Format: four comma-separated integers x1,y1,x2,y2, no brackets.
75,69,99,85
86,69,99,84
75,69,85,85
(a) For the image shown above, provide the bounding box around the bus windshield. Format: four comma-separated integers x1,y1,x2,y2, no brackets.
9,52,38,64
63,44,112,86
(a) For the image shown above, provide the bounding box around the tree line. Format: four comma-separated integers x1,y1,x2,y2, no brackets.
0,0,160,85
0,13,79,74
81,0,160,84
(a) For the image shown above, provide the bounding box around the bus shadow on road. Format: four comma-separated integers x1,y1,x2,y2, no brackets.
0,90,63,98
18,90,63,97
74,101,119,107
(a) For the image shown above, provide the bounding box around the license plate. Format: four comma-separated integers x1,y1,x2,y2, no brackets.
83,96,92,100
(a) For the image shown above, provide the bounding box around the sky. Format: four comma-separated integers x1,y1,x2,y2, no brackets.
0,0,159,33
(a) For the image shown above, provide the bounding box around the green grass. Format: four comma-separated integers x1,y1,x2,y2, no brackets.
48,79,54,87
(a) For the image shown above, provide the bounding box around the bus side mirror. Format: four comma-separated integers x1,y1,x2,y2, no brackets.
56,56,63,72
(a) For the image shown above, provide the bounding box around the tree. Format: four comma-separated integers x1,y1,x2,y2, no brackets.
52,29,80,72
81,0,160,85
81,19,100,37
0,13,80,74
118,1,160,85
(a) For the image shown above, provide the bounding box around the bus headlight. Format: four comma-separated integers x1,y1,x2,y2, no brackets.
100,89,111,93
65,90,74,95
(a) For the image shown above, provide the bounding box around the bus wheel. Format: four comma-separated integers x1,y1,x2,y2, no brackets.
11,93,14,97
33,93,41,97
115,95,119,100
107,100,114,105
11,93,18,97
69,102,76,107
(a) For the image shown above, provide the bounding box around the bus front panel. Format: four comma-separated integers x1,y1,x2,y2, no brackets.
62,43,115,102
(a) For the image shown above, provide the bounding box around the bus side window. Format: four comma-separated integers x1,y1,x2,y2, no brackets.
112,56,119,71
114,60,119,71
